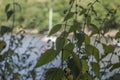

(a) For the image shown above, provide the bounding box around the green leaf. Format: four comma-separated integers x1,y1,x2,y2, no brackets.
115,31,120,39
63,43,74,60
67,58,80,79
85,34,90,45
90,24,99,36
91,62,100,78
76,32,85,47
80,9,86,15
6,10,14,20
0,53,7,61
0,40,6,52
62,50,70,61
72,53,81,71
48,24,62,36
110,63,120,71
102,19,112,34
5,3,11,12
87,3,92,7
60,31,69,37
13,73,20,79
69,21,81,32
92,8,97,16
5,62,13,73
0,26,12,36
0,49,14,61
81,60,89,74
102,44,115,54
31,70,36,80
87,16,91,25
69,0,75,4
64,12,74,21
93,49,99,62
7,49,14,56
86,44,99,62
64,43,74,51
45,68,65,80
67,74,73,80
35,49,57,67
56,37,66,52
101,44,115,60
83,72,93,80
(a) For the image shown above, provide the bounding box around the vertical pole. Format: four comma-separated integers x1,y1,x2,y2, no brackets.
49,8,53,32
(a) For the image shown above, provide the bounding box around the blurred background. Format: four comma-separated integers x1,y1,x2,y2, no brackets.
0,0,120,34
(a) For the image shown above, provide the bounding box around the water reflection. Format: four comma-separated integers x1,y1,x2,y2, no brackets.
1,33,120,80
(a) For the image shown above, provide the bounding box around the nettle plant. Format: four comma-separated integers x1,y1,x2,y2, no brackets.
0,2,39,80
36,0,120,80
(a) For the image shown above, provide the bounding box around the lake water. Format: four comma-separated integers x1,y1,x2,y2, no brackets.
1,33,120,80
0,33,61,80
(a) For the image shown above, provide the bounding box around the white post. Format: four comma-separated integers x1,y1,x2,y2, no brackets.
49,8,53,32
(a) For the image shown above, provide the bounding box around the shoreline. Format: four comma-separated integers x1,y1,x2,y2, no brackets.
13,29,119,37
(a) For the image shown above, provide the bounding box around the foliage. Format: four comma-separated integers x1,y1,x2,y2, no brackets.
0,1,39,79
0,0,120,31
35,0,120,80
1,0,120,80
0,0,69,31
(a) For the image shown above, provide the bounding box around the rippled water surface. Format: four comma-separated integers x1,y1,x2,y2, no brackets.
1,34,120,80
